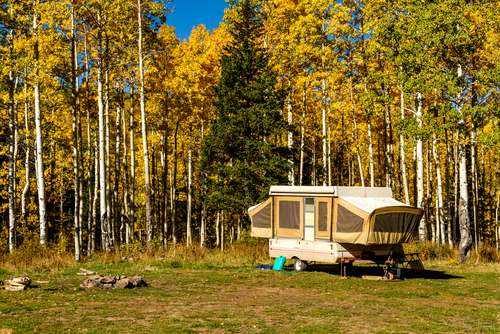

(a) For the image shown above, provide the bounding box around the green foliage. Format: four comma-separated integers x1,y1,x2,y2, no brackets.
200,0,293,213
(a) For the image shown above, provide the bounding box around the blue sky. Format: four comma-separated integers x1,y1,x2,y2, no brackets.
167,0,230,42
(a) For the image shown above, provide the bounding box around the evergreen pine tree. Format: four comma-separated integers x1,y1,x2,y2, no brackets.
200,0,293,213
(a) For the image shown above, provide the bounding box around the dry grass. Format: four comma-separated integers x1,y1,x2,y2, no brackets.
2,237,498,275
0,239,270,273
0,243,77,272
404,241,500,263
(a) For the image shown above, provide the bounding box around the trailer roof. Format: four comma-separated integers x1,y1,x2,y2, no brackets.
268,186,393,198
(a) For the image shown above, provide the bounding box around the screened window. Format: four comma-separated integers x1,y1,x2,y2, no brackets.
279,201,300,229
252,202,271,228
374,212,421,233
337,204,364,233
318,202,328,232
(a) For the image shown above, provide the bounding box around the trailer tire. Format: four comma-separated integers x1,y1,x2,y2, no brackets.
293,259,307,272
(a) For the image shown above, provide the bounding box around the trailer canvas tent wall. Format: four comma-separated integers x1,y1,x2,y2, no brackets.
249,186,423,270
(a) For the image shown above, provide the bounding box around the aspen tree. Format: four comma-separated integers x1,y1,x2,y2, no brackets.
129,89,135,244
7,57,18,252
71,6,81,261
137,0,153,246
433,135,445,244
400,90,410,204
21,67,30,230
97,8,111,252
84,33,94,255
7,2,18,253
33,0,48,246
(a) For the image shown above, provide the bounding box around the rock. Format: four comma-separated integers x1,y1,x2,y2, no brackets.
81,274,145,290
83,278,103,289
115,278,131,289
5,285,25,291
129,276,146,288
7,275,31,286
99,276,116,284
78,268,96,276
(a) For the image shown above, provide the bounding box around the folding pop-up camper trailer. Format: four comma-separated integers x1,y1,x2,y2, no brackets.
249,186,424,272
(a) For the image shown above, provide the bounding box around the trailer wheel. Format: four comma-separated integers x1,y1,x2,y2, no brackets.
293,259,307,272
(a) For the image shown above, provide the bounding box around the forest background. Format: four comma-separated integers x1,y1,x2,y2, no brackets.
1,0,500,263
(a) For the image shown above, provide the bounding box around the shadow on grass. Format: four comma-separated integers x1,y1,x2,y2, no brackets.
283,263,463,280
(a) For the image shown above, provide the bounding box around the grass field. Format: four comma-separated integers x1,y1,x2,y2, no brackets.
1,248,500,333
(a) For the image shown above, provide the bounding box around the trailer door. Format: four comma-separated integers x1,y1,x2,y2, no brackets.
304,197,315,240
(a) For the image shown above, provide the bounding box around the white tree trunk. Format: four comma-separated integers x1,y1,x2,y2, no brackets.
321,77,327,187
427,143,434,242
129,89,135,243
400,90,410,204
8,50,18,254
114,90,122,246
433,136,445,244
186,140,192,247
122,89,129,245
471,122,479,254
34,4,48,246
8,5,19,252
364,79,374,188
221,210,224,252
457,64,472,263
328,107,331,186
349,78,364,187
287,73,294,186
21,67,30,230
71,8,81,261
85,34,94,256
105,68,112,246
299,84,306,186
92,120,99,254
367,113,374,187
171,122,179,247
445,128,453,247
416,92,426,242
200,122,206,247
97,9,110,251
138,0,153,246
216,210,220,247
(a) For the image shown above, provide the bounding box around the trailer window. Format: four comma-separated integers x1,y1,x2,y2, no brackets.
252,201,272,228
318,202,328,231
374,212,421,233
279,201,300,229
337,204,364,233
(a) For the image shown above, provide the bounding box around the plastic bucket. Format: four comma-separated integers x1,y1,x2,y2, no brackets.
272,256,286,271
